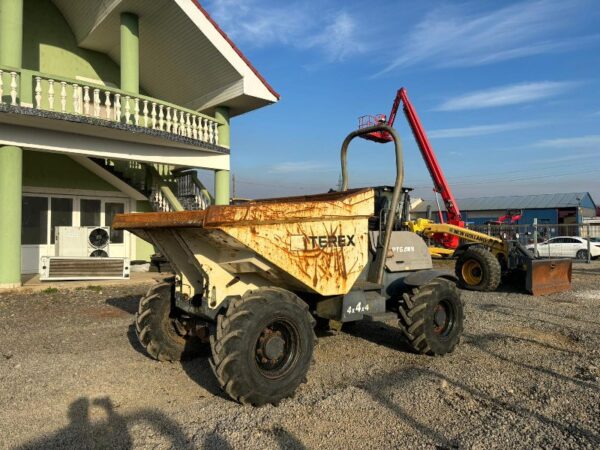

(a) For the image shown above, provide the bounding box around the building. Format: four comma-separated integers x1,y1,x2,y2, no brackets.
0,0,279,288
411,192,597,226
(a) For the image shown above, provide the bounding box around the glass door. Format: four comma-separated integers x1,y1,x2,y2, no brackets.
21,196,49,274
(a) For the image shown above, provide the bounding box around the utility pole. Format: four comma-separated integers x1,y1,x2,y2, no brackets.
232,173,236,199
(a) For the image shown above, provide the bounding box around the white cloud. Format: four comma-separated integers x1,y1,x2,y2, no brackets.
206,0,307,47
205,1,367,62
429,121,541,138
533,135,600,149
375,0,598,75
268,161,335,174
435,81,577,111
303,12,367,62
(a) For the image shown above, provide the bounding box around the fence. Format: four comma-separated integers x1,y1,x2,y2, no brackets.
466,221,600,263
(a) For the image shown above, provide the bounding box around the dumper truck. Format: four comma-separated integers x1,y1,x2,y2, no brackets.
113,125,464,406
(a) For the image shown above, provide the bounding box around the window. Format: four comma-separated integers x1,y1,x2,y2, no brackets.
80,199,101,227
22,197,48,245
105,202,125,243
564,238,579,244
50,197,73,244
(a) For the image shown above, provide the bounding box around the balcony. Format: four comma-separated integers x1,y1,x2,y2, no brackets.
0,66,229,168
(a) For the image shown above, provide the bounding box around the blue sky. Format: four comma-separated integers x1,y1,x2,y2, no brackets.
202,0,600,203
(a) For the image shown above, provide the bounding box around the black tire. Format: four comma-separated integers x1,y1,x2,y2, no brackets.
210,287,316,406
135,282,206,362
398,278,463,355
576,249,589,260
455,246,501,291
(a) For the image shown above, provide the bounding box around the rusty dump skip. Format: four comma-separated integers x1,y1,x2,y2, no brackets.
113,188,373,230
113,188,375,297
526,258,573,296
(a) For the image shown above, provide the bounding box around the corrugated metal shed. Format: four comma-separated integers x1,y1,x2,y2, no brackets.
412,192,594,212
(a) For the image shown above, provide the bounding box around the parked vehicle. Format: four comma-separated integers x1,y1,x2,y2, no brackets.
587,236,600,247
113,124,465,406
526,236,600,259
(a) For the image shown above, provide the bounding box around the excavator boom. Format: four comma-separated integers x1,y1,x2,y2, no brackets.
359,88,463,248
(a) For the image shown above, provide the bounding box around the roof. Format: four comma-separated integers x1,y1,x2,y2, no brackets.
412,192,596,212
51,0,280,117
192,1,280,102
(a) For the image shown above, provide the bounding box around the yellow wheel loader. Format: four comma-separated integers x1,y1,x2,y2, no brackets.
113,125,464,406
407,219,572,295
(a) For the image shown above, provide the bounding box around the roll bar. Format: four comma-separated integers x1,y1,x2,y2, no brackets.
340,124,404,284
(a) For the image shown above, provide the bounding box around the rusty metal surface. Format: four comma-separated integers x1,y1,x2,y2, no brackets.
113,188,375,297
112,188,372,230
526,259,572,296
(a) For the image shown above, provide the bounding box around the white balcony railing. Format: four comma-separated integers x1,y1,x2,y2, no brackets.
0,69,19,106
0,67,221,147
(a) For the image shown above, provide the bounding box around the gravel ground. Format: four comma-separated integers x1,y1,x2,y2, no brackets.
0,261,599,449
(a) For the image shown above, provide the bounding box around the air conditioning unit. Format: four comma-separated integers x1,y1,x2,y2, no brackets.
39,256,130,281
55,226,111,257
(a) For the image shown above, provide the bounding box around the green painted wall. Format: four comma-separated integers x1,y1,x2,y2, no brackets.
22,0,120,86
23,150,118,191
135,200,156,261
0,146,23,287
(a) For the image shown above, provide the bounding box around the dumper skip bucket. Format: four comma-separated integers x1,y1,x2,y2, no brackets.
525,258,572,296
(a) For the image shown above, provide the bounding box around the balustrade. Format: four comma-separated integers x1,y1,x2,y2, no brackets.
0,68,222,147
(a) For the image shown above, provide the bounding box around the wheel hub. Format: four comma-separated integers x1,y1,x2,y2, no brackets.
263,334,285,360
434,307,447,328
255,320,299,379
433,300,454,336
462,259,483,285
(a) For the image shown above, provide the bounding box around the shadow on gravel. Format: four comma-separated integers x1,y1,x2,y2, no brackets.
478,302,600,327
362,365,600,447
106,295,140,315
477,303,595,332
467,332,599,394
468,330,580,355
180,353,229,401
339,321,414,354
15,396,191,449
123,322,227,401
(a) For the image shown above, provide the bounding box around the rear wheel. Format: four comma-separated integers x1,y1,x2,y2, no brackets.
398,278,463,355
576,249,589,260
455,246,501,291
135,282,206,362
210,287,316,406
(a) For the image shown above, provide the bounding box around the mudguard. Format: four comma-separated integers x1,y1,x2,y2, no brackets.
384,269,457,299
403,269,457,287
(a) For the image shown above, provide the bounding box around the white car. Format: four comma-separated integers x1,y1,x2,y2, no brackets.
526,236,600,259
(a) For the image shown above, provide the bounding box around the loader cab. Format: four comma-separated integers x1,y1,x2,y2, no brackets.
370,185,413,231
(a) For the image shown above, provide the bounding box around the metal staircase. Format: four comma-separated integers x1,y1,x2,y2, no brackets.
91,158,213,212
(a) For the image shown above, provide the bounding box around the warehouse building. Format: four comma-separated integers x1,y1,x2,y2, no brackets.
411,192,597,226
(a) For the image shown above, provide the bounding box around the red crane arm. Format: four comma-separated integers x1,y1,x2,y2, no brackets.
395,88,463,226
358,87,465,249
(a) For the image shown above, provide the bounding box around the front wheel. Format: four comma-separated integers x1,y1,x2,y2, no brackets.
398,278,463,355
210,287,316,406
455,246,501,292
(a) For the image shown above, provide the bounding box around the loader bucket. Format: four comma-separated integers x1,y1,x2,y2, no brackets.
525,258,572,296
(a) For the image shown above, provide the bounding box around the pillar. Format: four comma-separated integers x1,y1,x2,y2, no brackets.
214,106,230,205
0,0,23,288
0,147,23,288
120,12,139,94
0,0,23,68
